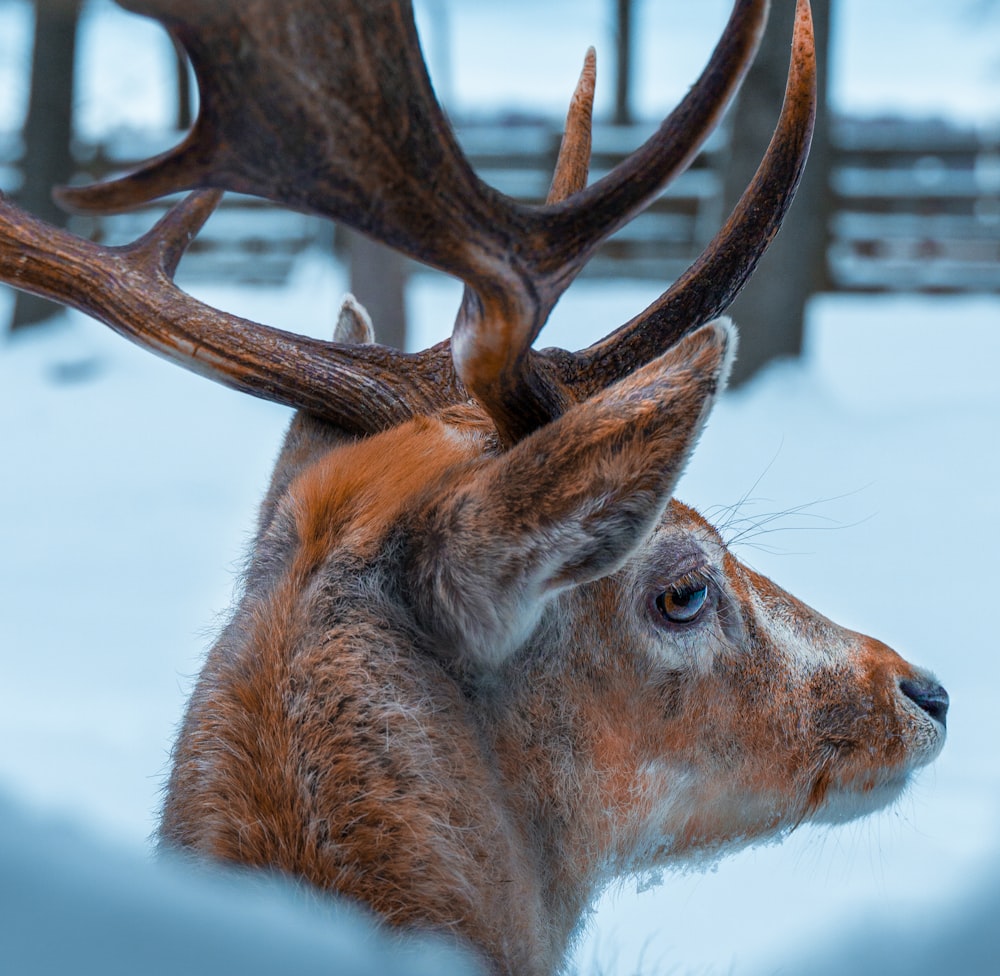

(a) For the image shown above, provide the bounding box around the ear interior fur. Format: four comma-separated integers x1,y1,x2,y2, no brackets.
712,315,738,393
334,294,376,345
411,320,735,669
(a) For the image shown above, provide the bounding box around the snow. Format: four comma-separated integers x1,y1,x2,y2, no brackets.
0,790,478,976
2,269,998,974
1,1,999,973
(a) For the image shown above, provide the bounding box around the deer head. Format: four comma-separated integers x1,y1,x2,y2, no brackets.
0,1,947,974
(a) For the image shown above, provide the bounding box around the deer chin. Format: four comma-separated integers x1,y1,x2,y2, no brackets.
650,764,925,861
807,710,946,827
808,753,935,825
810,773,913,826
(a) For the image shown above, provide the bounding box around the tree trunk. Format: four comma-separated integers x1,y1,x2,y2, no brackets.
173,37,193,131
11,0,82,331
722,0,831,385
346,229,408,351
613,0,633,126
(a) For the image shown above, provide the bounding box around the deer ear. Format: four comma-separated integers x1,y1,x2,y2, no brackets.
413,319,736,669
256,295,376,539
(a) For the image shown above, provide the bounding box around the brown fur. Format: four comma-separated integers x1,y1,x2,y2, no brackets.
160,326,946,975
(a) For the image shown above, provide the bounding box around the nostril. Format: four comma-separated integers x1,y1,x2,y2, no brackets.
900,678,949,727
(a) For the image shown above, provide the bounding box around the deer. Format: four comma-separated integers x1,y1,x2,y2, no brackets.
0,1,948,973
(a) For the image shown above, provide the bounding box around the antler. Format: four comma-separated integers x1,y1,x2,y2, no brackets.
0,190,463,432
2,0,814,445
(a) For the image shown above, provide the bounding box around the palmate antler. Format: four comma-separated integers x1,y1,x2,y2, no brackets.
0,0,814,445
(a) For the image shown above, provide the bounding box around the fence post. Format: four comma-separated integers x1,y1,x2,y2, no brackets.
11,0,82,331
613,0,634,126
722,0,832,384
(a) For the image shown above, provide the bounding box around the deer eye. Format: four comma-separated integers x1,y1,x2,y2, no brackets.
655,576,709,624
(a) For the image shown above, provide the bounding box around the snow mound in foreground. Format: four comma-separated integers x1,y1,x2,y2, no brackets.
0,791,479,976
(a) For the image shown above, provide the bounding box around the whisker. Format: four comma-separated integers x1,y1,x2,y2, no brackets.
711,480,877,551
707,440,785,539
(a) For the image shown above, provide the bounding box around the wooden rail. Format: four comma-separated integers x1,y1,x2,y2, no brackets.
828,117,1000,292
3,116,998,293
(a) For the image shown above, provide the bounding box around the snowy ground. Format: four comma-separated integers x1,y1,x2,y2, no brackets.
1,262,998,973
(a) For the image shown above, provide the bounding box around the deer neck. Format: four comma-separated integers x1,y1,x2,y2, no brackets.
479,611,648,960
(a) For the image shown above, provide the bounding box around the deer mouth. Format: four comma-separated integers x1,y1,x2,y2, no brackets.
806,679,947,827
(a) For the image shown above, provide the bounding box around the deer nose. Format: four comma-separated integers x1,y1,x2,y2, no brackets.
899,676,949,727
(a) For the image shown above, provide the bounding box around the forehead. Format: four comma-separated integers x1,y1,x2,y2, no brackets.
620,499,729,591
659,500,726,553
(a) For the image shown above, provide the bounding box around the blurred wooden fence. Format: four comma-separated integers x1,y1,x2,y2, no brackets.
829,117,1000,292
2,115,998,292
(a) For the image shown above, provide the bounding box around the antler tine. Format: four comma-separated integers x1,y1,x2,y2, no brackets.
448,45,596,446
0,190,457,432
526,0,768,281
547,48,597,205
564,0,817,394
129,187,221,278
